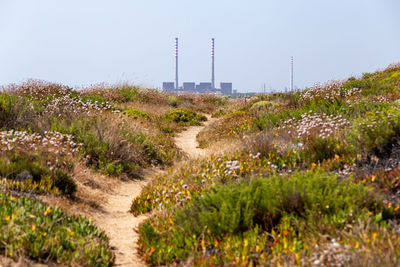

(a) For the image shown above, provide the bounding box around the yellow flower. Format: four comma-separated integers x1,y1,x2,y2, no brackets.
44,207,52,216
5,216,10,221
32,225,36,231
371,232,378,241
371,175,376,182
311,163,317,168
325,205,330,209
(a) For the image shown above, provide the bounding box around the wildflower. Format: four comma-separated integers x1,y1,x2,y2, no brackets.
44,207,52,216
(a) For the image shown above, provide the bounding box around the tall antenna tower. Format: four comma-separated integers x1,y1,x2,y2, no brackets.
175,37,179,90
211,38,215,90
290,56,294,92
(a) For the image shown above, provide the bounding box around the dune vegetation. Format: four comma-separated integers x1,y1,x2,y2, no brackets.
2,62,400,266
0,80,224,266
132,63,400,266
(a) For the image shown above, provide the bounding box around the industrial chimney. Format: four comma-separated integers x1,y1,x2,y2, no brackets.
211,38,215,90
175,38,179,90
290,56,294,92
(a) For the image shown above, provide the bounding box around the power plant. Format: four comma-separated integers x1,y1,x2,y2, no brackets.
163,38,233,95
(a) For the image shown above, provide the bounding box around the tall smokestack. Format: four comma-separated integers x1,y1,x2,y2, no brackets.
211,38,215,90
175,38,179,90
290,56,294,92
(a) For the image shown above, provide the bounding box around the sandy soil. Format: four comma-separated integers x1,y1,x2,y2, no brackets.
89,168,159,267
174,115,216,159
27,116,215,266
86,117,214,266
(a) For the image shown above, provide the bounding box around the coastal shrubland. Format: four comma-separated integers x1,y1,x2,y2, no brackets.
133,63,400,266
0,80,224,265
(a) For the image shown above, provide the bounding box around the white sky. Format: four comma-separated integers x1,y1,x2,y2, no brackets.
1,0,399,92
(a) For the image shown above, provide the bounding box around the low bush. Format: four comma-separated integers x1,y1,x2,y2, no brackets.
122,108,150,120
54,169,77,196
0,93,38,130
350,104,400,155
167,95,182,107
0,193,113,266
118,85,140,102
164,108,207,126
176,171,379,237
139,170,381,265
0,155,77,196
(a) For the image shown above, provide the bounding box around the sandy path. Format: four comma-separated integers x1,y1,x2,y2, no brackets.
88,116,213,266
90,170,158,266
174,115,216,158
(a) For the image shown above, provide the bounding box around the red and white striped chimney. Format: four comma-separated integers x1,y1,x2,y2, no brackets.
175,38,179,90
211,38,215,90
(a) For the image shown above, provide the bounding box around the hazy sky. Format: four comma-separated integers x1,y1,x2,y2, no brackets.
1,0,399,92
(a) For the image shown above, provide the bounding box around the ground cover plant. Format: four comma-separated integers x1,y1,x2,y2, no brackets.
0,79,226,265
133,63,400,266
0,193,113,266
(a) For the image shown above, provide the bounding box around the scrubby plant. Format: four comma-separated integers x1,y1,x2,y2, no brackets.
118,85,141,102
0,193,113,266
167,95,182,107
350,104,400,155
122,108,150,120
164,108,207,126
54,169,77,196
250,100,275,112
176,171,379,236
138,170,381,265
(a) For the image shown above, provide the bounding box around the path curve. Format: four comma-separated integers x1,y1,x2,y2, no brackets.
89,115,214,266
174,115,216,158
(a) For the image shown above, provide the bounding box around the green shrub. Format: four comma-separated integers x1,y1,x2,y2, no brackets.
0,156,49,182
250,100,274,112
175,171,378,238
54,169,77,196
350,104,400,154
254,108,304,130
122,108,150,120
104,162,124,176
119,85,140,102
300,136,354,164
167,95,182,107
139,170,381,265
164,108,207,125
0,193,113,265
0,93,37,130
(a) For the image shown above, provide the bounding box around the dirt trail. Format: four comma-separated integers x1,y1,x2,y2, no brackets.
90,170,156,267
88,116,214,266
174,115,216,158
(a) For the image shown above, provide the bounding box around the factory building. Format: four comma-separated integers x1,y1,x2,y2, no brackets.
220,82,233,95
162,38,234,95
162,82,175,92
183,82,196,92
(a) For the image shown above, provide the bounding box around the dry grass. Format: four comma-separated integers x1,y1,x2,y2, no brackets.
39,163,119,217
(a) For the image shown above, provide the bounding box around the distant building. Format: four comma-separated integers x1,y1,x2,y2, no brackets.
196,82,212,93
162,82,175,92
183,82,196,92
220,82,232,95
162,81,233,95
